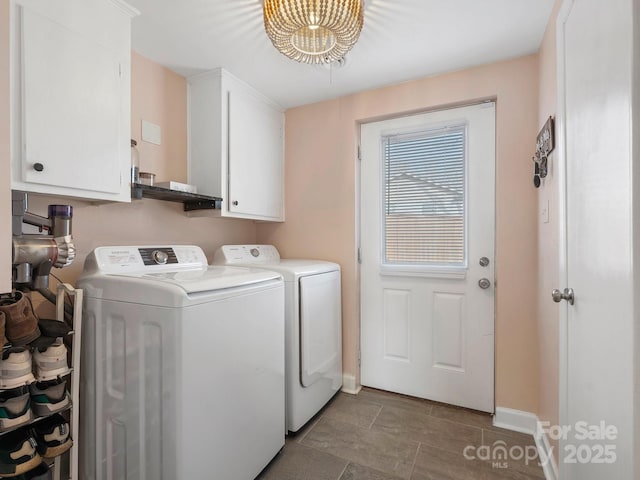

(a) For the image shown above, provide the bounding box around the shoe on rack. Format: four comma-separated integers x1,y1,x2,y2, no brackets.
32,414,72,459
0,386,32,432
29,378,70,417
0,427,42,477
0,311,7,347
10,461,51,480
0,347,35,389
0,292,40,346
37,319,71,339
33,342,70,382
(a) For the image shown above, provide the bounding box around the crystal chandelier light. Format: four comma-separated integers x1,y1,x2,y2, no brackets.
263,0,364,64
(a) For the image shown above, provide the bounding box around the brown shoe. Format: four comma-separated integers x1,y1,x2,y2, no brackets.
0,292,40,346
0,312,6,347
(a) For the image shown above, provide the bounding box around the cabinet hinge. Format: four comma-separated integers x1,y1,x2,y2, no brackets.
358,349,361,366
357,145,361,161
357,247,362,264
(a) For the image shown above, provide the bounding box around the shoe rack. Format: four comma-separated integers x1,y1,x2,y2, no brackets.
53,283,82,480
0,284,82,480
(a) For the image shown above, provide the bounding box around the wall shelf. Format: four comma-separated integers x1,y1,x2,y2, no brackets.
132,184,222,211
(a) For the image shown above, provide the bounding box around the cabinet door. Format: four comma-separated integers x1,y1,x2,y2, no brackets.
21,7,122,194
227,88,284,220
10,0,134,202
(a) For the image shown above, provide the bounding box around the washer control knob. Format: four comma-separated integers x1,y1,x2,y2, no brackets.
152,250,169,265
250,248,260,257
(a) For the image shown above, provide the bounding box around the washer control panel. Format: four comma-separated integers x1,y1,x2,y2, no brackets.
89,245,208,274
139,247,177,266
214,245,281,265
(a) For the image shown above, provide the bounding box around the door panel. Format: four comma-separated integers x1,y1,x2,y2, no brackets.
300,271,342,387
360,103,495,412
559,0,635,477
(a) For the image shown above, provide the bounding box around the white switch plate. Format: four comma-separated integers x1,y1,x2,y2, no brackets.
542,199,550,224
142,120,161,145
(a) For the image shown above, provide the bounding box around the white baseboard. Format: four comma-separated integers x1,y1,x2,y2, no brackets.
341,373,361,394
493,407,538,434
535,420,559,480
493,407,558,480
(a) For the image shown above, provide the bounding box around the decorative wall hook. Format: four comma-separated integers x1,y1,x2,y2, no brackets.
533,116,555,188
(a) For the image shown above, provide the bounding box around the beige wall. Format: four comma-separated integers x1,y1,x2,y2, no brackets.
0,2,11,293
257,56,541,412
537,0,563,455
131,51,188,184
5,50,256,295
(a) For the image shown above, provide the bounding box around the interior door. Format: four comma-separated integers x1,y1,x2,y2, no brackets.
558,0,635,477
360,103,495,412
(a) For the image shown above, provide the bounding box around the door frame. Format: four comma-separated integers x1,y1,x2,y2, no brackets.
356,101,497,406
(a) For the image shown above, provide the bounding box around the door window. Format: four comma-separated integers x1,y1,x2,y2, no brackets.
382,126,466,268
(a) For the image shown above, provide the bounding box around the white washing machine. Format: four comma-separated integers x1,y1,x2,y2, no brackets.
213,245,342,433
77,245,285,480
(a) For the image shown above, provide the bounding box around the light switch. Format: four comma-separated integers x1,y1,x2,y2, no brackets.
542,199,550,224
142,120,161,145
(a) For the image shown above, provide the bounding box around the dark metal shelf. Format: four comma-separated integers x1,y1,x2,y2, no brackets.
132,184,222,211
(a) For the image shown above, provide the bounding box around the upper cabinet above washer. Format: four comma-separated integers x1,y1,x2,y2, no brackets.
10,0,138,202
188,68,285,222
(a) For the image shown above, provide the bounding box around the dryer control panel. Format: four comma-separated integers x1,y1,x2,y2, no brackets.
214,245,281,265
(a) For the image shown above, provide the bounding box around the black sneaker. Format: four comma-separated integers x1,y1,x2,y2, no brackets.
0,427,42,477
32,414,72,459
0,385,32,432
29,378,70,417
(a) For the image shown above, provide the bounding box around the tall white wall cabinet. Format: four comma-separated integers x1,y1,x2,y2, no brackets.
188,68,285,222
10,0,138,202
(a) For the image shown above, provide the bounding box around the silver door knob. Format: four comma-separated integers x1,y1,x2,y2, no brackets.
552,288,574,305
479,257,490,267
478,278,491,289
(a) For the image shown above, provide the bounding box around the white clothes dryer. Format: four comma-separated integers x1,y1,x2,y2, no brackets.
213,245,342,433
77,245,285,480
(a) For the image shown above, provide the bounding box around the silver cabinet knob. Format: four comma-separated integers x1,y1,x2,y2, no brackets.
552,288,574,305
478,278,491,289
479,257,490,267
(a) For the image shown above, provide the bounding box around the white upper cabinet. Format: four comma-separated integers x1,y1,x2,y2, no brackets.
188,68,285,221
10,0,137,202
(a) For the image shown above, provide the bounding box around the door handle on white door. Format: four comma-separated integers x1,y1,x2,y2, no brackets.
478,278,491,289
552,288,574,305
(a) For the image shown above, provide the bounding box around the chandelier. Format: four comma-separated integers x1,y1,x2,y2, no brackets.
263,0,364,64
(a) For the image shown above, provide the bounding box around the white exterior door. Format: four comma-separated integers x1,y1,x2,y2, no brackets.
558,0,637,477
360,103,495,413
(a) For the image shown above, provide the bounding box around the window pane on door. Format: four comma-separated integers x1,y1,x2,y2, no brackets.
383,126,466,266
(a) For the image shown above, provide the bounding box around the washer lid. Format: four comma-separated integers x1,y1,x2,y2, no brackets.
118,266,281,294
81,246,282,297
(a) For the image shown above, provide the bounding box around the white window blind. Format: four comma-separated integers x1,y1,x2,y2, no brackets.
383,126,466,266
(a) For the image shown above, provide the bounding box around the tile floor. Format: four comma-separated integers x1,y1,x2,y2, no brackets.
258,388,545,480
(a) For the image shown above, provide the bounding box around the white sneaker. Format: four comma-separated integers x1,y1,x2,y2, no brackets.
33,342,70,381
0,347,35,389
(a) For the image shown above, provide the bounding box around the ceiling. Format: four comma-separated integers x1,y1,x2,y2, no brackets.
126,0,555,109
